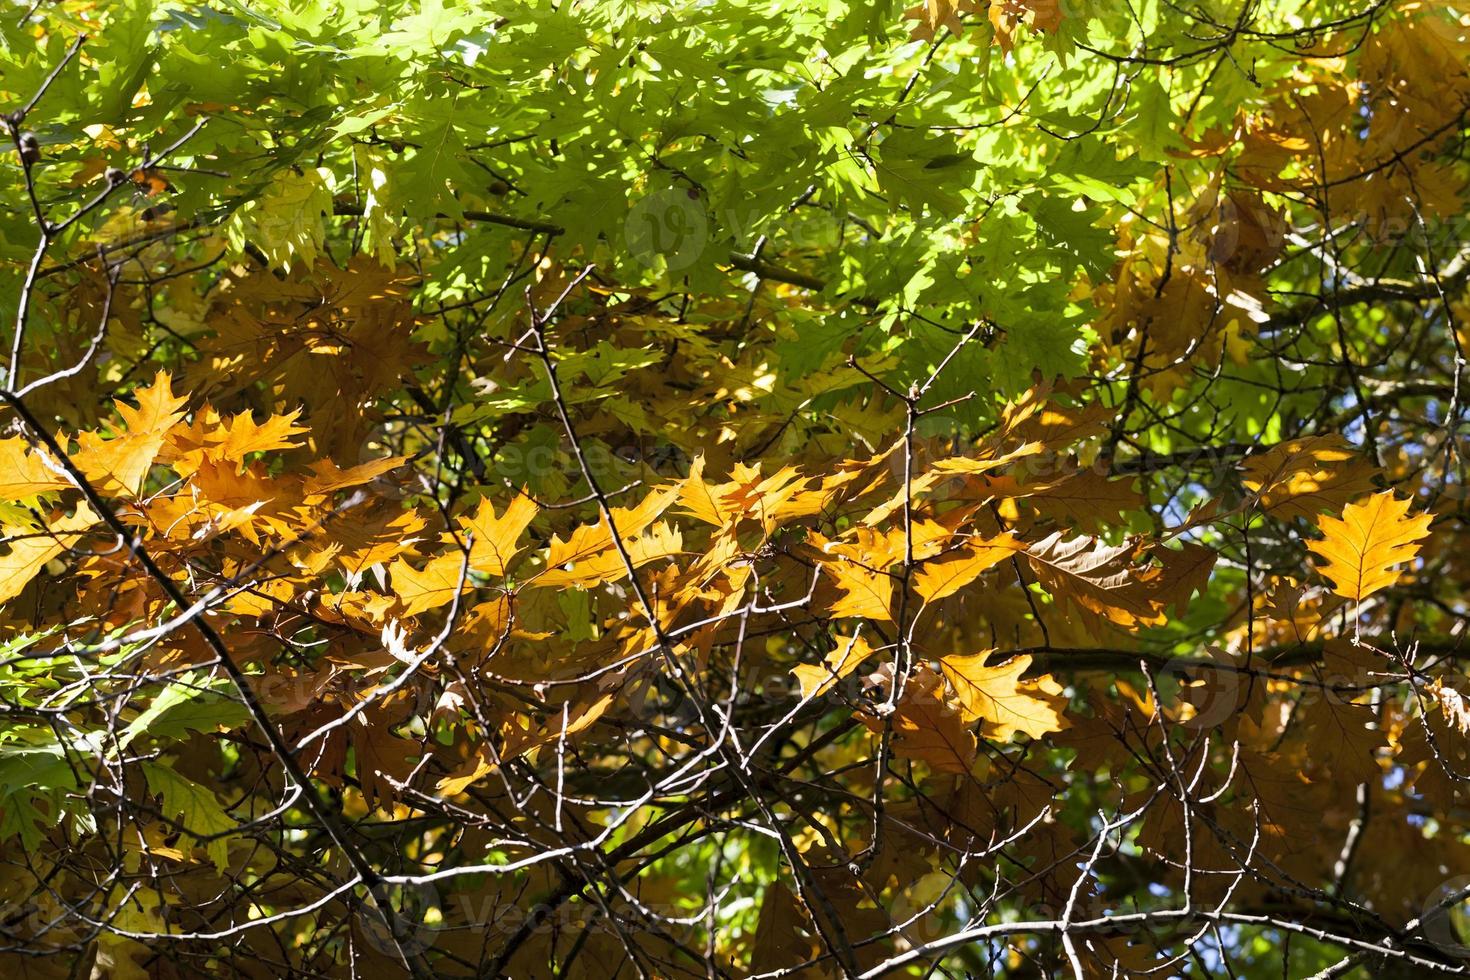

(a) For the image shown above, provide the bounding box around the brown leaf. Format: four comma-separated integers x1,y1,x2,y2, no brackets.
1025,532,1168,627
1242,436,1380,520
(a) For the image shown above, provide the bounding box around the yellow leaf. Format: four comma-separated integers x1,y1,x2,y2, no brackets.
303,455,409,495
435,744,498,797
389,495,539,615
792,631,878,699
1307,491,1432,602
718,463,814,531
677,454,729,526
214,409,308,464
458,491,538,577
0,438,68,501
0,504,97,604
928,443,1045,476
536,522,683,588
499,691,614,761
939,652,1066,740
547,482,678,568
389,552,471,617
913,534,1023,602
821,558,894,622
74,371,188,496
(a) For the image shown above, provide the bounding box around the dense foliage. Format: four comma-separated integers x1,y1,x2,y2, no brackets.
2,0,1470,976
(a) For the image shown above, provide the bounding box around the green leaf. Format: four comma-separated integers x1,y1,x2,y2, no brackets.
143,762,236,873
119,676,250,751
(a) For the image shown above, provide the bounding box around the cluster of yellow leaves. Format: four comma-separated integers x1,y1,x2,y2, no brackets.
1090,9,1470,405
0,368,1441,824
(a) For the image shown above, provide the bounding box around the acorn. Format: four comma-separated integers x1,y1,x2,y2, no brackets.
17,131,40,166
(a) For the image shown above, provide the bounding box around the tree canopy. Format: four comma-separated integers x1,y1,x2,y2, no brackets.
2,0,1470,977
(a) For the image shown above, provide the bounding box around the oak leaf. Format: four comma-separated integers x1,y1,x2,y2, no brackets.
912,533,1023,602
214,409,309,466
0,504,97,604
749,882,817,975
1025,532,1168,627
0,438,68,501
1150,541,1217,616
792,631,878,699
74,372,188,496
1307,491,1431,602
820,557,894,622
903,0,977,40
860,666,976,773
389,553,472,618
989,0,1066,52
938,652,1067,740
1242,436,1379,520
459,492,538,577
677,455,729,526
303,455,409,496
1022,470,1144,532
536,522,683,589
546,483,678,569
